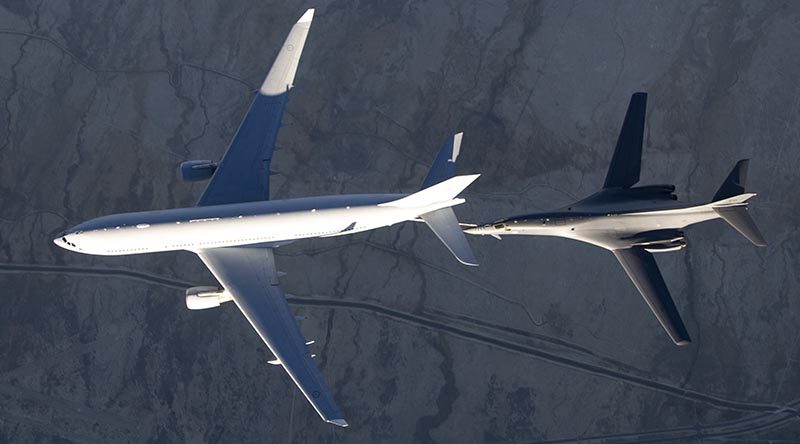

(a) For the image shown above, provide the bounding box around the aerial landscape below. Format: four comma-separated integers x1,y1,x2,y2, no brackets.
1,1,799,443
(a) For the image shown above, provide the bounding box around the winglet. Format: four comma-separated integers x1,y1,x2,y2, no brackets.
297,8,314,23
260,8,314,96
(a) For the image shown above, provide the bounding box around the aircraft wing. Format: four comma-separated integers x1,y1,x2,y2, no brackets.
603,92,647,189
612,247,691,345
197,9,314,206
196,246,348,427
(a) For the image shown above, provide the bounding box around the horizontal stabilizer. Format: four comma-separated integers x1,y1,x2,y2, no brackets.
420,207,478,266
713,205,767,247
379,174,480,208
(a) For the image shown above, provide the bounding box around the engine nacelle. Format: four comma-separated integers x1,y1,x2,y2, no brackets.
630,184,678,201
643,239,686,253
179,160,217,182
185,286,233,310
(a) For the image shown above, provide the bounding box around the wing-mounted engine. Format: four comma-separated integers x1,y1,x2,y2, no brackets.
624,229,686,253
179,160,217,182
629,184,677,200
185,286,233,310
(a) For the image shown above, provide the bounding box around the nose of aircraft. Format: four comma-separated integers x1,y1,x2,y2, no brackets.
53,230,76,250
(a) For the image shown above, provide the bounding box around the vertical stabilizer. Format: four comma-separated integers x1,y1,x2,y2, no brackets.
711,159,767,247
421,132,463,189
713,159,749,201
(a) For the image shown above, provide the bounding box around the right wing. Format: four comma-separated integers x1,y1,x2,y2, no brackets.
613,247,691,345
197,9,314,206
197,246,347,427
603,92,647,189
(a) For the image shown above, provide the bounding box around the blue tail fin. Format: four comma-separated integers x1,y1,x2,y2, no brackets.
421,132,463,190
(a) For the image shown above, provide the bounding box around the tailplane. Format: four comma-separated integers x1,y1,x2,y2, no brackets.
420,207,479,266
710,159,767,247
381,132,479,265
380,174,480,208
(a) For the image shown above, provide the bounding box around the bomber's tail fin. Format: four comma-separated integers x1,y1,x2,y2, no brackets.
713,159,749,201
420,132,463,190
710,160,767,247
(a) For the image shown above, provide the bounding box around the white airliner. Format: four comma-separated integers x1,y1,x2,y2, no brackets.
53,8,479,427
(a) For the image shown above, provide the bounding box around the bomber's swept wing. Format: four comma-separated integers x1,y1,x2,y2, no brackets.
603,92,647,189
197,9,314,206
197,247,348,427
612,247,691,345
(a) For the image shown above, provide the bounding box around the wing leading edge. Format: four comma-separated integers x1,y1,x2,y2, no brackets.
197,9,314,206
612,247,691,345
197,247,347,427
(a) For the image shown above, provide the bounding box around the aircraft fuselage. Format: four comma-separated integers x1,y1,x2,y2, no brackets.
467,189,726,250
55,193,461,256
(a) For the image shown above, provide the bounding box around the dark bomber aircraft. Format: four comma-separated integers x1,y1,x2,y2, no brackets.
465,93,766,345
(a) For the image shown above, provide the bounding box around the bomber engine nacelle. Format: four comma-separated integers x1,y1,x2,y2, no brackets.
185,286,233,310
630,184,678,200
627,229,686,253
643,239,686,253
179,160,217,182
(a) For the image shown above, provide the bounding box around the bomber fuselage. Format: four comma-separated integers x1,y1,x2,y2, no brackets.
465,188,723,250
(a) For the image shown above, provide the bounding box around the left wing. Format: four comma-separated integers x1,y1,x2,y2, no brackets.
603,92,647,189
197,246,348,427
613,247,691,345
197,9,314,206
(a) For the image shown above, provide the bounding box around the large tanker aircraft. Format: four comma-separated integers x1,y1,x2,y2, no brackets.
54,9,479,426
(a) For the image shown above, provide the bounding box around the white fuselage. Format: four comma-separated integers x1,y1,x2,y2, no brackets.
55,194,459,256
467,199,730,250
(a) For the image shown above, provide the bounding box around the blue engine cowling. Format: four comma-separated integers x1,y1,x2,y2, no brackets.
179,160,217,181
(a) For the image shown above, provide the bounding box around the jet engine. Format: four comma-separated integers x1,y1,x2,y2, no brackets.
185,286,233,310
630,184,678,200
643,239,686,253
626,229,686,253
179,160,217,182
